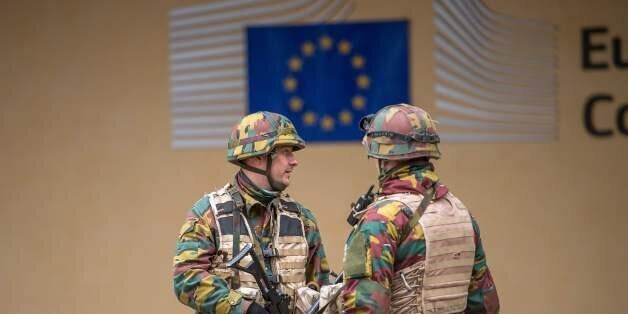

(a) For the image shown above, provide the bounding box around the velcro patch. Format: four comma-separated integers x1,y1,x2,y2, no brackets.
344,231,372,279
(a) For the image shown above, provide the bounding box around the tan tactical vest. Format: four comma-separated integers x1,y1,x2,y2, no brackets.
382,192,476,314
207,184,309,309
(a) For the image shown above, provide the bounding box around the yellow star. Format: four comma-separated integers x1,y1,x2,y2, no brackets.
289,97,303,112
319,35,333,50
339,110,353,125
352,55,365,69
352,95,366,110
288,56,302,72
356,74,370,89
283,76,297,92
303,111,317,126
301,41,315,57
321,115,335,131
338,40,352,55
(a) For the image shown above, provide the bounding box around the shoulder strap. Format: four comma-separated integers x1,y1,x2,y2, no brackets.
225,185,272,285
226,185,244,289
403,183,436,239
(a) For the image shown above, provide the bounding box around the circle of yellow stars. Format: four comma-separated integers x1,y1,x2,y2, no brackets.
284,34,370,132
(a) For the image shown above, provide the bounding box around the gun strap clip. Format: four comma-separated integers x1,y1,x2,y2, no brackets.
262,246,278,258
269,274,280,285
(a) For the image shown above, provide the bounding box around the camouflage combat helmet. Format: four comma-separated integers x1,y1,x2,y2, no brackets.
227,111,305,163
360,103,441,160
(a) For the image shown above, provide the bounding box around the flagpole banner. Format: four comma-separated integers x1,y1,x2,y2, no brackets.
247,20,409,142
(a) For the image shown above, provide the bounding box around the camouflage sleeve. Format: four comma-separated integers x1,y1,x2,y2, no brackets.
341,200,410,313
466,217,500,314
173,196,246,314
300,206,331,289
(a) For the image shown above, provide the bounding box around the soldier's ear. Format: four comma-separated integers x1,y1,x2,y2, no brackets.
253,155,268,166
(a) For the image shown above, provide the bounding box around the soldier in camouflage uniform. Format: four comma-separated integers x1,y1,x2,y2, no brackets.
341,104,499,313
173,111,330,314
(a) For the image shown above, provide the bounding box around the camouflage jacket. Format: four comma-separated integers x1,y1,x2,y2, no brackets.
341,162,499,313
173,181,330,313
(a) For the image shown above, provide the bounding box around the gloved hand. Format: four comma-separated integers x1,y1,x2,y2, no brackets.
246,302,270,314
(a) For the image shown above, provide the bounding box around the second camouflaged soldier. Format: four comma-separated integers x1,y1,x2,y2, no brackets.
341,104,500,313
173,111,330,313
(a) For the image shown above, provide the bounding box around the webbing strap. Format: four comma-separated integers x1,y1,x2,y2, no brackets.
249,228,272,283
232,207,241,289
403,183,436,239
227,186,244,289
227,184,273,287
236,161,266,176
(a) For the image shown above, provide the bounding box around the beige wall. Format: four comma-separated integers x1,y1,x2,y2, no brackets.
1,0,627,313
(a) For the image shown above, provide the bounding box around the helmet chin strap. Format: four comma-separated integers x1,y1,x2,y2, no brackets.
237,160,266,175
377,159,384,177
238,152,285,192
376,158,386,187
266,151,286,191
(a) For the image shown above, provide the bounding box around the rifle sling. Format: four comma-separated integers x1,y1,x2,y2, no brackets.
233,209,242,288
227,185,273,289
404,182,436,239
228,185,245,289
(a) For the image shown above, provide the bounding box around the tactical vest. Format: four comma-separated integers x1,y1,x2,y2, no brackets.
207,184,309,309
381,192,476,314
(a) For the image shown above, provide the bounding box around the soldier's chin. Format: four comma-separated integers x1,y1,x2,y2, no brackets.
280,178,290,189
272,178,289,191
275,182,288,191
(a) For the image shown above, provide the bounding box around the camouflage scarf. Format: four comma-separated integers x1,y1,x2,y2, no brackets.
235,170,279,205
378,159,449,198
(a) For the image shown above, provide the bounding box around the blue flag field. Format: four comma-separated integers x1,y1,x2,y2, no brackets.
247,20,409,142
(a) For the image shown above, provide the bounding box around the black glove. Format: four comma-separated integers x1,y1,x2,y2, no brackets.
246,302,270,314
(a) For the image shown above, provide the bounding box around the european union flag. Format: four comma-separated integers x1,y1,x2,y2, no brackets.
247,20,409,142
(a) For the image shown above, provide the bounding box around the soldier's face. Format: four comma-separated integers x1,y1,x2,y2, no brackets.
270,146,299,187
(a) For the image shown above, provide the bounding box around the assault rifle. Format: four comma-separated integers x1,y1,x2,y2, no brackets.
346,185,376,226
226,243,290,314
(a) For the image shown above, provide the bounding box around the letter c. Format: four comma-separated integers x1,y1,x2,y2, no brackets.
584,94,614,137
617,103,628,135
